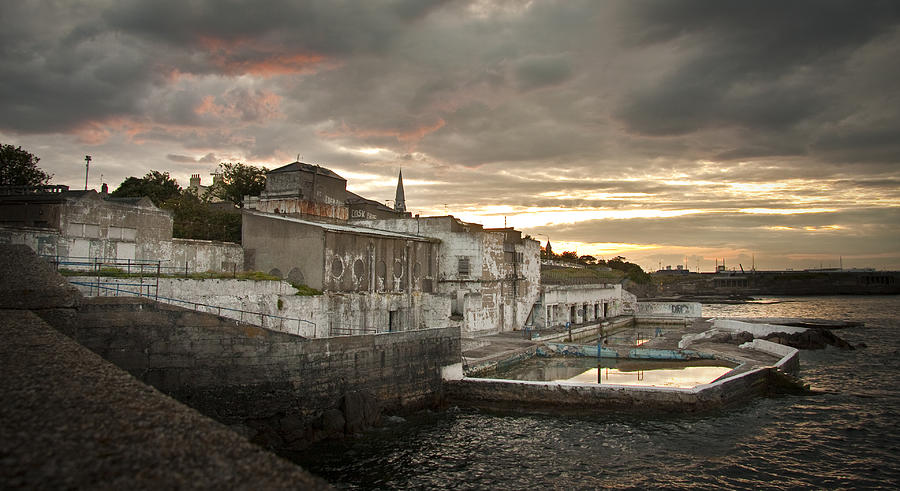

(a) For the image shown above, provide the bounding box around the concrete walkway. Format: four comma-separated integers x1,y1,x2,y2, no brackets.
0,244,331,490
461,316,782,377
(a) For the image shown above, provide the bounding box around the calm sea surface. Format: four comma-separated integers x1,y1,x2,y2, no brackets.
292,296,900,489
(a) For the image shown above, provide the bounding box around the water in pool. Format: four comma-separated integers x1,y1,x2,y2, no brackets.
480,356,735,388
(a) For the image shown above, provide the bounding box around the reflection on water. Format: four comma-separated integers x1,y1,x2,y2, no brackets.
294,296,900,489
481,356,734,388
570,366,733,387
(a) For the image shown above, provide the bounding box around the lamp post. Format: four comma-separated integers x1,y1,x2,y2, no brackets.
84,155,92,190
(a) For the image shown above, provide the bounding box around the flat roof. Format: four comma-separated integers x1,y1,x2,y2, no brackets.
244,211,438,242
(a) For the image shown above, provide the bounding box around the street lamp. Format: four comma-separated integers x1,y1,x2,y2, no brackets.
84,155,92,190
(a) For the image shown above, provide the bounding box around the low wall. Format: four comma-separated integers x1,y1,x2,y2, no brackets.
634,301,702,318
740,338,800,375
68,276,454,337
44,297,460,450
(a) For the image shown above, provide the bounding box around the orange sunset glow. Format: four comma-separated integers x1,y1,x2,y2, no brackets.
1,1,898,272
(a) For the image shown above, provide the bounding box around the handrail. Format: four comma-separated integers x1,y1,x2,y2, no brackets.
69,280,316,337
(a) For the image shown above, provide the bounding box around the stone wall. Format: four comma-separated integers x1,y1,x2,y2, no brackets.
45,297,460,450
69,277,455,337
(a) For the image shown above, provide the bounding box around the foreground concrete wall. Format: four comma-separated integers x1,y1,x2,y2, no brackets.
1,309,330,489
47,298,460,449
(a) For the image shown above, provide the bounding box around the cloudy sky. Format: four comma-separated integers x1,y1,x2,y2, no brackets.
3,0,899,271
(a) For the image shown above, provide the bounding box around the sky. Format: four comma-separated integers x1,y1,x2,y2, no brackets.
2,0,899,272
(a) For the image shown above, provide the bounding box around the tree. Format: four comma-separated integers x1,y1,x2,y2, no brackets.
110,171,182,207
0,144,52,186
559,251,579,262
164,192,242,243
208,162,267,207
578,255,597,265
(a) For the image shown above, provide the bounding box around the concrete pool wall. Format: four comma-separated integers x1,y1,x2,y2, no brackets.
445,339,800,413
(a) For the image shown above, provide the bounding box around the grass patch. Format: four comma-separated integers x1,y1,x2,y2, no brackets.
290,282,323,296
59,268,283,282
541,266,625,285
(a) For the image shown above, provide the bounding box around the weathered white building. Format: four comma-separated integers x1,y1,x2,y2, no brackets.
535,283,637,328
353,216,542,336
242,210,452,334
0,187,242,273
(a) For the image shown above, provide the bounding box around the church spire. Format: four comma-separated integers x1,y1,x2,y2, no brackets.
394,169,406,212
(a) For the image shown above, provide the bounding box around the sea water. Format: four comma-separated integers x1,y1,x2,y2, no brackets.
292,296,900,489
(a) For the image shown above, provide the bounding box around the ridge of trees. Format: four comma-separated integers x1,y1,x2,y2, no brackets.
542,246,649,284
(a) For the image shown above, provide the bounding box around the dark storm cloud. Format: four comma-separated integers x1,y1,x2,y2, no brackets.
514,54,574,90
0,0,448,135
614,0,900,163
3,1,899,268
105,0,447,56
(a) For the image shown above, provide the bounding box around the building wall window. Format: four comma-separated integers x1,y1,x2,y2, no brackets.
458,256,470,276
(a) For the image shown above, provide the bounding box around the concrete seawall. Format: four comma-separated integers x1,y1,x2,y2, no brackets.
44,296,460,449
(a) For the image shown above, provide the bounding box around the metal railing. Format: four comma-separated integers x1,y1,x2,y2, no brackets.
42,254,239,278
69,280,317,338
44,255,161,300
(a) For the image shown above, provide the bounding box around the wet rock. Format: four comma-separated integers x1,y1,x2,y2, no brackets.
321,408,346,435
341,390,381,434
764,327,854,350
707,332,733,343
733,331,755,344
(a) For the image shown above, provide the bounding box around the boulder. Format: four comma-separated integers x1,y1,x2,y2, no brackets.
764,327,854,350
341,390,381,434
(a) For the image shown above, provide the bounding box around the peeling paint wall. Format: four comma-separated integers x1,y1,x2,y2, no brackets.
70,277,456,338
322,231,437,294
354,217,541,336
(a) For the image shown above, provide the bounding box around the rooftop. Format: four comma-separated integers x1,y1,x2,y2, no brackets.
245,210,438,242
268,161,345,181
